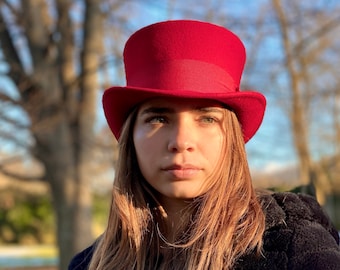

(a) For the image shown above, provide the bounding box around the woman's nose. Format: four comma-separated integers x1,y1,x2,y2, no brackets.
167,119,195,153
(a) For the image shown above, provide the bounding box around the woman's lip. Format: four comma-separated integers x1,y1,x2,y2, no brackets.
162,164,201,179
163,164,199,170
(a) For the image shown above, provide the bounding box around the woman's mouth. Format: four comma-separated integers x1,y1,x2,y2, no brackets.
162,164,201,179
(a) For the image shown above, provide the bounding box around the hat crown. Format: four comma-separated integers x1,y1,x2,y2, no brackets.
123,20,246,92
103,20,266,142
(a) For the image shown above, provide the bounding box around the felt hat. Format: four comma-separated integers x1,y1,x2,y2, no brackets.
103,20,266,142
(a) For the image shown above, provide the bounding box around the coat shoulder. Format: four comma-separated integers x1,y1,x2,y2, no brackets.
68,244,95,270
262,191,340,269
268,192,339,243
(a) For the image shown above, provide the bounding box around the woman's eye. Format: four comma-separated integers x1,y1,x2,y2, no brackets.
146,116,167,124
200,116,218,123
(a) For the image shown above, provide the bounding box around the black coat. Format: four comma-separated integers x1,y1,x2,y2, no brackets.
234,192,340,269
69,192,340,269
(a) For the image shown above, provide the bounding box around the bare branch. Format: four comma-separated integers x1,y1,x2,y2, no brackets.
21,0,53,65
0,165,44,182
0,110,28,129
0,8,26,82
0,129,31,148
0,0,22,20
0,92,20,105
55,0,78,120
294,14,340,54
0,155,44,181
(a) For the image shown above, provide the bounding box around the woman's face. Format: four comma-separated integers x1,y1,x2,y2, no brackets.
133,97,225,203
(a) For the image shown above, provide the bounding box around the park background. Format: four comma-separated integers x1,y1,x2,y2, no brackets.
0,0,339,269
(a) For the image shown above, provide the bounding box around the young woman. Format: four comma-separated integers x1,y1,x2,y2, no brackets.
69,20,340,270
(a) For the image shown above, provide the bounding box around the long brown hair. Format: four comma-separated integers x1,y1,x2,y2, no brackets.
89,107,265,270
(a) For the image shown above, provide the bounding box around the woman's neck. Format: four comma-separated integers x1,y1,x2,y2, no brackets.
158,196,192,242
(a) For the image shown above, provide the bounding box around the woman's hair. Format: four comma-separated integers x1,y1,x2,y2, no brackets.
89,106,265,270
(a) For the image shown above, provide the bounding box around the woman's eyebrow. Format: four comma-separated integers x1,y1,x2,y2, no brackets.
139,106,174,115
196,107,224,113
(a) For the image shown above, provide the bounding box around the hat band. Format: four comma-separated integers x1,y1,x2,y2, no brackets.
126,59,238,94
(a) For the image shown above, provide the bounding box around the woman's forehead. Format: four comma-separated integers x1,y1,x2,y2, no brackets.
137,97,225,112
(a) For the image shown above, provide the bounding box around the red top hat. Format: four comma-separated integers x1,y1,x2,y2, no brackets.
103,20,266,142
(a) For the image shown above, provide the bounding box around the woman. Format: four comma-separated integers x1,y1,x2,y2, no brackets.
69,20,340,269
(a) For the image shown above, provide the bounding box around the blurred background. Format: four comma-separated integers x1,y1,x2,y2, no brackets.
0,0,339,269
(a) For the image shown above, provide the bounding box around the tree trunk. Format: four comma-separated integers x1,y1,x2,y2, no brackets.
28,57,95,268
32,106,93,269
272,0,315,195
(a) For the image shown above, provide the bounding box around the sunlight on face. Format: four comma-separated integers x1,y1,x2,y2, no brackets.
133,97,226,206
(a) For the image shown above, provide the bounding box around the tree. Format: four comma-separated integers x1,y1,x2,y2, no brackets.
271,0,340,207
0,0,125,268
272,0,314,192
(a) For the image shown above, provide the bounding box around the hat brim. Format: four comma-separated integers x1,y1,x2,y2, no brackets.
103,86,266,143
